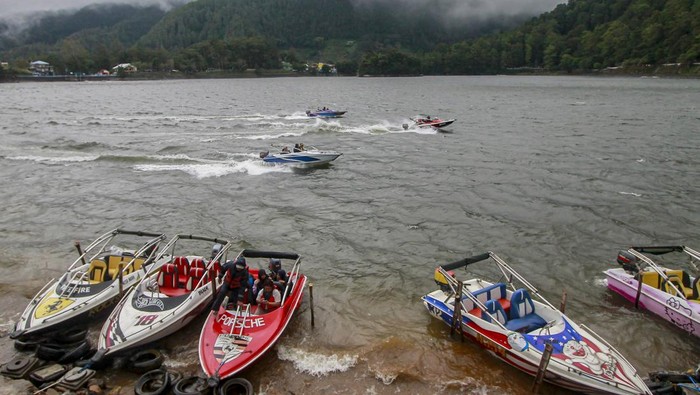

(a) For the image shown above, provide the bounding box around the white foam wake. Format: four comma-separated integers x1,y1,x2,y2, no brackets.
133,159,291,178
7,155,99,163
276,345,358,377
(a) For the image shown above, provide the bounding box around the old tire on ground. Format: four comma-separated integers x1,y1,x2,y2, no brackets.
173,376,211,395
134,368,170,395
218,378,253,395
58,341,92,363
52,327,88,344
128,349,164,373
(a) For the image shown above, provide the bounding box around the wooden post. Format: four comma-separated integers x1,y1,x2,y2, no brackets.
559,289,567,313
309,283,315,328
450,282,464,341
118,263,124,295
634,269,644,309
210,269,218,300
531,343,554,394
74,241,87,266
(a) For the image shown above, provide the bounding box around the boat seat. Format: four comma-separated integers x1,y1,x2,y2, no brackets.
665,270,692,288
465,283,511,312
88,259,108,283
506,288,547,333
211,260,221,276
481,299,508,326
691,277,700,300
190,257,205,270
186,268,206,291
158,263,178,289
661,278,692,299
640,271,663,289
173,256,190,286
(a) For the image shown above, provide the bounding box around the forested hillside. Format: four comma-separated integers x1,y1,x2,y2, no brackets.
0,4,169,72
413,0,700,75
1,0,698,77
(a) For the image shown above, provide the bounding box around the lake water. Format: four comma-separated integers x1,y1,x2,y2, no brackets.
0,75,699,394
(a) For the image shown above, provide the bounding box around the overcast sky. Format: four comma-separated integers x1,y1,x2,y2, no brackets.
0,0,565,20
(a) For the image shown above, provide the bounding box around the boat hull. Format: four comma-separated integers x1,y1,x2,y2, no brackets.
423,287,649,395
307,110,346,118
416,119,455,128
198,273,306,381
605,268,700,337
98,279,218,357
262,151,341,165
12,266,145,339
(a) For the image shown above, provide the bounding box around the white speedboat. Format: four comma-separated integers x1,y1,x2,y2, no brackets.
605,246,700,337
96,235,234,359
259,149,341,166
422,251,650,395
11,229,167,339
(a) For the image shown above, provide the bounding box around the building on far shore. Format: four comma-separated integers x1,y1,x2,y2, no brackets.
112,63,137,73
29,60,54,75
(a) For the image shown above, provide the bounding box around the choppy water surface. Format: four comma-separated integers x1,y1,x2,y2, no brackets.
0,76,699,394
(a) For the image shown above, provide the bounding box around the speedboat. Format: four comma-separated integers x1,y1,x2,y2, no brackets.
306,109,346,118
96,235,234,359
198,249,306,385
604,246,700,337
410,114,455,129
422,251,650,395
260,149,341,166
11,229,167,340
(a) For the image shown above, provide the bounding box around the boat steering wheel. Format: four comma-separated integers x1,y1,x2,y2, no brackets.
538,319,558,335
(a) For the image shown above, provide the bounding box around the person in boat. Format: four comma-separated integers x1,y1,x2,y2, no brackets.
251,269,270,304
268,258,288,291
293,143,301,152
211,257,250,312
281,146,290,154
299,143,305,151
256,279,281,313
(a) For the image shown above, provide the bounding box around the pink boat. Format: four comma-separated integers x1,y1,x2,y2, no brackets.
604,246,700,337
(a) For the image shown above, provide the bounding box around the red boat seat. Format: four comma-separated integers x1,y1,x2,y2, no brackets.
190,257,205,270
186,268,206,291
173,256,189,286
158,263,178,289
211,260,221,276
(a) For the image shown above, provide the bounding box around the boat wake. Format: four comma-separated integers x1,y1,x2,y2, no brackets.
134,158,291,178
276,345,358,377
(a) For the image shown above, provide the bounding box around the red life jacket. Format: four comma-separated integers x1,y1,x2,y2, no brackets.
224,266,248,288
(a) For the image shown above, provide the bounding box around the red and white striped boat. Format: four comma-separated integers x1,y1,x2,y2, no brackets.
198,249,306,385
422,251,651,395
96,234,233,359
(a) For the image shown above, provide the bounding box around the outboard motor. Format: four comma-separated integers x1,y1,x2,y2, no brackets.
434,268,455,293
617,250,639,272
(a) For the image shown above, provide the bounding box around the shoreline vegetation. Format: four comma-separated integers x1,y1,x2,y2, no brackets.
2,64,699,83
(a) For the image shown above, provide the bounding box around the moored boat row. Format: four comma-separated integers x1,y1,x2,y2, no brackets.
11,229,694,394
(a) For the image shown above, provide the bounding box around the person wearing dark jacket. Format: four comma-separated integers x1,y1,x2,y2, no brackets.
211,256,249,312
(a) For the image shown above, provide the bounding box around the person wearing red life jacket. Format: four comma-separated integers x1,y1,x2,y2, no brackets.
256,279,281,313
211,256,249,313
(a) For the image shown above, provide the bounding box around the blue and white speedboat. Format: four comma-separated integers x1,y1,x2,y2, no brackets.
260,149,341,166
306,109,346,118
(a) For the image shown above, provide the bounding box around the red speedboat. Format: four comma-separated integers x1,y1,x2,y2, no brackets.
411,115,455,129
198,249,306,384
